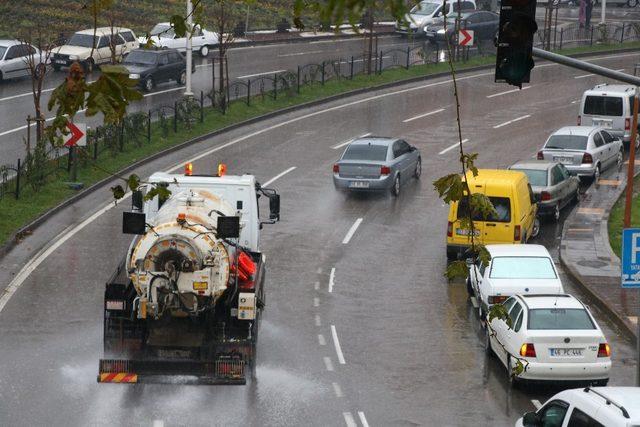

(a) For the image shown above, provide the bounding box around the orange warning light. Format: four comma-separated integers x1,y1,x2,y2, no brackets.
218,163,227,177
185,162,193,176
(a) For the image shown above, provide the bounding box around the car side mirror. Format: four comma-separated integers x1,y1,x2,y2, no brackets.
522,411,541,426
269,194,280,221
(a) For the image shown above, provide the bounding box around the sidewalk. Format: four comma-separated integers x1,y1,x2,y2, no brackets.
560,162,640,342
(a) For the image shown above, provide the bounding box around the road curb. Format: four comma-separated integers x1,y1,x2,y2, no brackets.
2,47,638,261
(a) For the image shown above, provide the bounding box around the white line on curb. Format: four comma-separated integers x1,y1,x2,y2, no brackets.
331,325,346,364
439,138,468,155
486,86,530,98
358,412,370,427
328,268,336,293
332,133,371,149
262,166,296,187
342,218,363,244
493,114,531,129
402,108,445,123
237,69,286,79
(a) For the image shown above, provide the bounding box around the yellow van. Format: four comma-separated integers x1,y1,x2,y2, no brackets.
446,169,539,260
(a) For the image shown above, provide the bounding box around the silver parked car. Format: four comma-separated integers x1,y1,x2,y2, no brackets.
0,40,44,82
537,126,623,180
333,137,421,196
509,160,580,221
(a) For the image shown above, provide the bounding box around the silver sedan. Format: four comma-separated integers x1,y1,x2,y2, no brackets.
0,39,44,82
509,160,580,221
333,137,421,196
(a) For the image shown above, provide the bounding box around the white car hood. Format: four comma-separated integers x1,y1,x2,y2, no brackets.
55,45,92,57
487,278,565,296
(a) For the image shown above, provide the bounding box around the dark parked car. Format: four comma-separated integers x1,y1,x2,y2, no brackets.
123,48,188,92
424,11,499,45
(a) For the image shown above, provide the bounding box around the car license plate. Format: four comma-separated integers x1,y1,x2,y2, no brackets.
55,59,66,64
594,120,612,129
349,181,369,189
550,348,583,357
456,228,480,236
553,156,573,164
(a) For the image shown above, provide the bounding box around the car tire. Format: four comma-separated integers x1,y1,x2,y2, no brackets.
34,63,46,79
466,277,474,296
573,188,580,204
414,158,422,179
593,164,601,181
0,71,3,83
178,70,187,85
553,204,560,222
200,45,209,57
478,305,486,323
144,77,154,92
83,58,95,74
391,174,401,197
616,150,623,167
530,217,540,238
507,357,519,388
485,327,494,357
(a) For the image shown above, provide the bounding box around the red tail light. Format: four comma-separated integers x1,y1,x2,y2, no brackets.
380,166,391,175
333,164,339,173
488,295,508,304
447,221,453,237
520,343,537,358
537,151,544,160
577,115,581,125
514,225,521,242
598,343,611,358
625,118,631,131
582,153,593,164
540,191,551,201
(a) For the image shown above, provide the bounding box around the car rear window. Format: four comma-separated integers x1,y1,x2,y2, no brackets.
342,144,388,161
124,50,158,65
489,256,557,279
545,135,588,151
457,196,511,222
513,169,547,187
584,95,623,116
528,308,596,330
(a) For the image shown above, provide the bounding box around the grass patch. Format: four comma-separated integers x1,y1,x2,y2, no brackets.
1,41,638,246
608,175,640,258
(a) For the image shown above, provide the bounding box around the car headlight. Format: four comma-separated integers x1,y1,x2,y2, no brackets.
437,29,446,34
69,55,78,60
129,73,140,80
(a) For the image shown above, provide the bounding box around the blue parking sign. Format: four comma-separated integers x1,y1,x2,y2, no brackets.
621,228,640,288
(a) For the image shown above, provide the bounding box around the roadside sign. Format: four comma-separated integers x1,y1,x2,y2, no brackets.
459,29,474,46
621,228,640,288
63,122,86,147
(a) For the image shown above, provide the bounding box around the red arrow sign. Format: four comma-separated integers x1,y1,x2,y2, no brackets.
64,122,86,147
459,29,474,46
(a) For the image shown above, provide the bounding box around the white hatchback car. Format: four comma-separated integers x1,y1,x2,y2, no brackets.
488,294,611,386
516,387,640,427
467,244,564,319
140,23,219,57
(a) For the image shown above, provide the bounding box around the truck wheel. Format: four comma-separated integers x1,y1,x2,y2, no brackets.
391,174,401,196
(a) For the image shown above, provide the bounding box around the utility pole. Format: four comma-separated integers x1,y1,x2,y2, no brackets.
185,0,194,97
624,94,639,228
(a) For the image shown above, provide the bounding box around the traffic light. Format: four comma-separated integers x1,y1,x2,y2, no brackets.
494,0,538,88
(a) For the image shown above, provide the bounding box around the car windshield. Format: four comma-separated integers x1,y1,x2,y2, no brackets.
545,135,588,150
457,196,511,222
67,33,97,48
514,169,547,187
584,95,623,116
150,24,175,38
342,144,388,161
124,50,157,65
528,308,596,330
0,46,7,59
489,257,557,279
410,1,440,15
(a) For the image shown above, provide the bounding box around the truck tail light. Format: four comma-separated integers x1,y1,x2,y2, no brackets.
380,166,391,175
520,343,537,358
537,151,544,160
447,221,453,237
598,343,611,357
514,225,521,242
540,191,551,201
625,118,631,131
582,153,593,164
333,164,339,173
488,295,508,304
577,115,581,125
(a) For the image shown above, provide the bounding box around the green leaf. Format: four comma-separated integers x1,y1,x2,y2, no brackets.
170,14,188,38
488,303,512,328
111,184,125,200
433,173,465,204
444,260,468,281
470,193,497,221
477,245,492,266
127,174,140,192
85,66,143,124
144,185,172,202
512,359,525,376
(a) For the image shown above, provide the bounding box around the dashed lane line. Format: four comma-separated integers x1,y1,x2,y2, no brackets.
324,357,335,372
343,412,357,427
493,114,531,129
315,314,322,326
331,325,346,364
314,281,320,291
358,412,370,427
278,50,324,57
342,218,363,244
402,108,445,123
318,334,326,346
329,268,336,293
332,382,344,397
332,133,371,149
314,297,320,307
574,68,624,79
486,86,531,98
439,138,468,155
261,166,297,187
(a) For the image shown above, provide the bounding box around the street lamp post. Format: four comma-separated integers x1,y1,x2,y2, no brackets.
185,0,194,97
600,0,607,24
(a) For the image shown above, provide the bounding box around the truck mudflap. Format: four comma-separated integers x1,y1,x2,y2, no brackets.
98,354,246,385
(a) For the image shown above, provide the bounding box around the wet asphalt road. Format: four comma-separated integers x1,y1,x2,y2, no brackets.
0,50,639,426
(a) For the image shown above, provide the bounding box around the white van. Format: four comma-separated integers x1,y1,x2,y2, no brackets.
579,84,639,148
395,0,476,35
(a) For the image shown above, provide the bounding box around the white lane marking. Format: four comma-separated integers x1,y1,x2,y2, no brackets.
237,69,286,79
314,281,320,290
152,421,164,427
261,166,296,187
0,107,87,137
331,325,346,364
317,267,323,274
143,87,183,98
402,108,445,123
343,412,357,427
313,297,320,307
328,267,336,293
532,399,542,410
358,412,370,427
439,138,468,155
324,356,335,372
332,382,344,397
318,334,326,346
342,218,363,244
332,133,371,149
571,99,580,104
486,86,531,98
315,314,322,326
277,50,323,57
0,87,56,102
493,114,531,129
0,192,130,313
574,68,624,79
